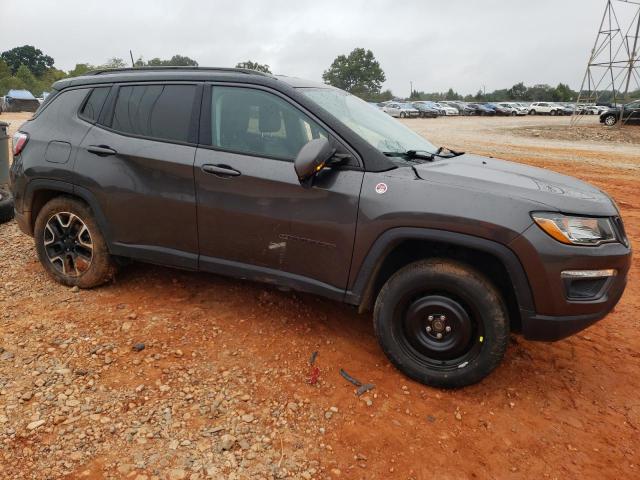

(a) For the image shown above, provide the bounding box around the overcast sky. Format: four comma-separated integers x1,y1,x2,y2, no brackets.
3,0,633,95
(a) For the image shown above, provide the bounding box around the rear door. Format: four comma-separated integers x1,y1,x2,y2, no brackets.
73,83,201,268
194,84,364,295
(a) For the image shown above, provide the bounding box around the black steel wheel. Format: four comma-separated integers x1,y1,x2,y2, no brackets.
374,259,509,388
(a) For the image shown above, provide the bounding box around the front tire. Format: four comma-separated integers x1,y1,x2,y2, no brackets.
603,114,617,126
373,259,509,388
34,196,116,288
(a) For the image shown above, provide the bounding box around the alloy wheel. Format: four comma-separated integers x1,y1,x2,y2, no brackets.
43,212,93,277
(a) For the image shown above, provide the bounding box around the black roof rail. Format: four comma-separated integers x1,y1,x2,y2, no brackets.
85,66,273,77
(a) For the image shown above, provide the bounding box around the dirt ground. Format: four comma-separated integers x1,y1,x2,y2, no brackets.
0,112,639,480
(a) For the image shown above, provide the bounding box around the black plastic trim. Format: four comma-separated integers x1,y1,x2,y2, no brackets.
345,227,535,314
199,255,345,301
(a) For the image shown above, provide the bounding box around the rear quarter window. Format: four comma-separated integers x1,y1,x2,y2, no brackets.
79,87,110,123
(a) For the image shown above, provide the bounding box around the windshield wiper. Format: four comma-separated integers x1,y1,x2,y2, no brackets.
434,146,464,158
383,147,465,162
383,150,436,162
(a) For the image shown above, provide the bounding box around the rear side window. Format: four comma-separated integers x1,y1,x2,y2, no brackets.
80,87,110,122
210,86,327,161
111,84,196,143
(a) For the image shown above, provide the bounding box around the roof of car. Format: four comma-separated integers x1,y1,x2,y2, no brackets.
51,67,333,91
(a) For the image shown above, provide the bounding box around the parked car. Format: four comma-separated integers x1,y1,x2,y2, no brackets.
442,101,474,115
528,102,561,115
468,103,496,116
411,102,439,118
414,101,447,116
496,103,525,116
558,103,575,116
9,67,631,388
600,100,640,126
435,102,459,115
383,102,419,118
487,103,515,116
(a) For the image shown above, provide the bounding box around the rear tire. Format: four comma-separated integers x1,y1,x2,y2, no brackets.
0,188,14,224
373,259,509,388
550,110,557,116
34,196,117,288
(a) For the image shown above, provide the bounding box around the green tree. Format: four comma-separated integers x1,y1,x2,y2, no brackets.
235,61,271,73
144,55,199,67
553,82,575,102
67,63,95,77
104,58,128,69
15,64,37,93
1,45,54,76
0,59,11,79
0,76,26,96
508,82,528,100
445,88,461,100
322,48,386,100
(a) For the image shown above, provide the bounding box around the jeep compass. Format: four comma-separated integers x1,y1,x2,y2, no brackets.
9,67,631,388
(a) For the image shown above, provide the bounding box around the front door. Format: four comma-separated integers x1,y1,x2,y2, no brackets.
194,85,363,295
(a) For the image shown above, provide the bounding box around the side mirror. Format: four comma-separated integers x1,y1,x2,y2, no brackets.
294,138,335,187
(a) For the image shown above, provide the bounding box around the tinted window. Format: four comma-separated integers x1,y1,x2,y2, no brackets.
80,87,110,122
211,87,327,161
112,84,196,142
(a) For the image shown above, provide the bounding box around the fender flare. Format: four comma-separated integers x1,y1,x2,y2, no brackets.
23,179,113,246
345,227,535,314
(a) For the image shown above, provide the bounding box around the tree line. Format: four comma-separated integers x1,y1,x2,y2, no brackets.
2,44,637,104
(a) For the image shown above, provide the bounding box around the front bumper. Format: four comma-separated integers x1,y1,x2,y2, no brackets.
510,222,631,341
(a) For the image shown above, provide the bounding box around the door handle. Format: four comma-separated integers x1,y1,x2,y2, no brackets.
87,145,117,156
202,164,241,177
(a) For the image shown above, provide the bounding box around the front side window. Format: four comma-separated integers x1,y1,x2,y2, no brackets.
211,86,327,161
80,87,110,122
111,84,196,143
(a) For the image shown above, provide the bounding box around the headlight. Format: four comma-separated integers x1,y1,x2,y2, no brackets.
532,212,617,246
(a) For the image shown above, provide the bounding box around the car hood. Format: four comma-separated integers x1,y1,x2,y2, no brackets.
412,153,617,216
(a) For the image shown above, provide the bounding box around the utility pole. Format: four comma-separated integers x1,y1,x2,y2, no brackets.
410,80,413,98
130,50,135,68
572,0,640,127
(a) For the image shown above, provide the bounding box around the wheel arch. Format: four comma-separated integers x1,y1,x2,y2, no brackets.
25,180,112,245
346,228,535,332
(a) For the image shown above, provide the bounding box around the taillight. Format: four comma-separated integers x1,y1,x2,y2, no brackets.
12,132,29,156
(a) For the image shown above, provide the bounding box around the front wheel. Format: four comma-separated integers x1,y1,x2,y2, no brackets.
34,196,117,288
373,259,509,388
529,109,536,115
603,114,617,126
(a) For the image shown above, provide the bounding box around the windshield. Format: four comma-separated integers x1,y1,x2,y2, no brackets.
301,87,437,154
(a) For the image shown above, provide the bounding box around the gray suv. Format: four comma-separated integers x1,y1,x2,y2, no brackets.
9,67,631,388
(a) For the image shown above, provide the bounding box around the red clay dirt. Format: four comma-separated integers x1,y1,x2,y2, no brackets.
0,114,638,479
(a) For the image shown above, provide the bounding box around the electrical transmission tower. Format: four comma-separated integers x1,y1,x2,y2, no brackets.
572,0,640,125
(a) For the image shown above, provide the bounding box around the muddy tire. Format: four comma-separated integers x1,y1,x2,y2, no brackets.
0,187,14,224
373,259,509,388
34,196,116,288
